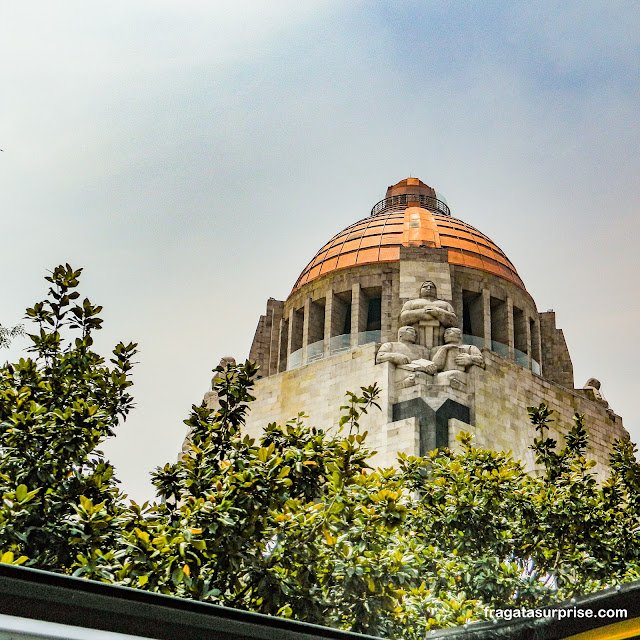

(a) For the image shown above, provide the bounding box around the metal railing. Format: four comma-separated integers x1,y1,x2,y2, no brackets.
370,193,451,217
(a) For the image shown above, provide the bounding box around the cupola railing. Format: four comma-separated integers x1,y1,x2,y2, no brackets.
370,193,451,217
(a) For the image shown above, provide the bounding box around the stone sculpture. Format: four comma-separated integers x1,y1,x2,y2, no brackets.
428,327,484,388
377,286,486,391
203,355,237,407
399,280,457,349
376,326,437,374
431,328,485,374
182,356,237,459
583,377,609,408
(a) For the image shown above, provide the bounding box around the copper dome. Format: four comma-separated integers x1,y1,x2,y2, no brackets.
291,179,525,293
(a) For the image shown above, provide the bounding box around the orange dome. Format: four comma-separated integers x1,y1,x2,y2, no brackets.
292,184,524,293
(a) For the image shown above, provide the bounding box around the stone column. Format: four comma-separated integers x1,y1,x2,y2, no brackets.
277,317,288,374
525,313,532,369
268,300,284,376
507,297,515,359
323,288,333,356
534,316,543,375
381,274,395,343
482,288,491,349
350,283,367,347
286,307,295,363
302,297,311,364
358,287,368,333
452,282,464,331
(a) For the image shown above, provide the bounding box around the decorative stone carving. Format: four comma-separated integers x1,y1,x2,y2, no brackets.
203,356,237,407
399,281,457,349
430,327,484,388
378,288,486,392
182,356,237,459
376,326,437,374
583,378,609,408
431,328,485,372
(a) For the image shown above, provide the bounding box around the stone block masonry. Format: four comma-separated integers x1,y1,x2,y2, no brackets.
236,346,627,478
212,178,628,480
471,351,625,478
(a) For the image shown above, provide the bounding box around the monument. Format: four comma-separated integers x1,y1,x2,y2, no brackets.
192,178,628,477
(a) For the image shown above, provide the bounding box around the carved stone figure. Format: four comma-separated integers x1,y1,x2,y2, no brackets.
203,356,237,407
431,328,484,372
429,328,484,388
399,281,457,349
376,326,437,374
583,377,609,408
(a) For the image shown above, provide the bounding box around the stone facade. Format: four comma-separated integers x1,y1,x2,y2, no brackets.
238,343,393,460
470,351,622,475
196,179,627,478
248,248,541,382
235,252,627,477
539,310,574,388
233,345,625,478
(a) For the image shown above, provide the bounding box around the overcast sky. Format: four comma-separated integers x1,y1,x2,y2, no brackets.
2,1,639,501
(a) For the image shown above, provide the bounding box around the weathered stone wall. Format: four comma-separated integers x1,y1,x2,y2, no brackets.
248,314,268,373
468,351,625,478
237,346,626,478
238,251,623,479
539,311,574,388
398,246,452,301
240,343,393,463
248,298,284,378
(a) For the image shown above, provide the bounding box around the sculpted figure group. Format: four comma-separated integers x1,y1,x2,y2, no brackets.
376,281,484,387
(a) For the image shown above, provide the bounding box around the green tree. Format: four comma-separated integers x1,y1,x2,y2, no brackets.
0,323,23,349
0,264,137,572
2,265,640,639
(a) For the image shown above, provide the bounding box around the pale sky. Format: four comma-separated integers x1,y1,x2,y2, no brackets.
2,1,639,501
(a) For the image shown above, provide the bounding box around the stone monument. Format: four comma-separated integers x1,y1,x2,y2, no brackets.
378,286,486,392
376,325,437,387
199,177,628,476
399,280,456,349
375,326,435,370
